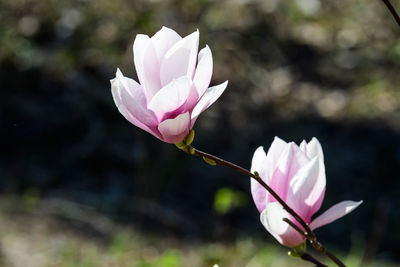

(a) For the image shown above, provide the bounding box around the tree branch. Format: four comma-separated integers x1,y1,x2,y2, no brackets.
301,253,328,267
381,0,400,28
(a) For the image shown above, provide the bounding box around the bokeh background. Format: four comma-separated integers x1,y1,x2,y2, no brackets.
1,0,400,266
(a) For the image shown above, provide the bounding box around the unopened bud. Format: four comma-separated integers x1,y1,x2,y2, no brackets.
288,251,300,258
203,157,217,166
288,242,306,258
175,141,186,149
185,130,195,146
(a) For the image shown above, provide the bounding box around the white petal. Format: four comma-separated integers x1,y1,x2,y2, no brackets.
148,76,192,120
306,137,324,160
267,143,308,203
151,26,182,62
310,200,363,230
299,140,307,154
250,146,268,213
286,157,319,220
133,34,150,62
304,137,326,213
111,69,160,138
133,34,161,100
289,157,319,198
158,112,190,144
160,30,199,86
265,137,288,178
260,203,290,236
260,203,305,248
193,45,213,98
251,147,267,174
190,81,228,125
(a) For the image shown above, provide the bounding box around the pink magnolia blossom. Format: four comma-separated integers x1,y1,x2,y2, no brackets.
251,137,362,248
111,27,228,143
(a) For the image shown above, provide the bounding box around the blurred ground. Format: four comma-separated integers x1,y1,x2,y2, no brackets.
1,0,400,266
0,196,395,267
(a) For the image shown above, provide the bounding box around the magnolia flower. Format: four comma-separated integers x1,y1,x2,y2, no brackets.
251,137,362,248
111,27,228,143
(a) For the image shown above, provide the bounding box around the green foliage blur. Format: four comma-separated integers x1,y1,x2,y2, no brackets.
214,187,248,214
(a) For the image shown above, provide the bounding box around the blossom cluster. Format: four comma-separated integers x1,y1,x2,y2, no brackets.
111,27,361,250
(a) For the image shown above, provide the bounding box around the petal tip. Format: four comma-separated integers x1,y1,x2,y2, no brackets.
116,68,123,77
273,136,285,142
309,137,321,146
192,29,200,39
254,146,265,154
219,80,229,90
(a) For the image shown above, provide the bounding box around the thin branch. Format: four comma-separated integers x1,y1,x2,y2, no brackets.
283,218,345,267
283,219,328,266
322,249,346,267
381,0,400,28
191,147,314,238
301,253,328,267
283,218,307,237
180,143,347,266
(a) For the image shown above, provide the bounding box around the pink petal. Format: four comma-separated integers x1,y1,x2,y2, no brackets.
184,85,200,113
190,81,228,127
287,143,310,178
160,30,199,87
288,157,319,199
267,143,308,203
310,200,363,230
151,26,182,62
110,69,160,139
306,138,324,160
133,34,149,60
286,156,319,222
265,137,288,178
158,112,191,144
193,45,213,98
148,76,192,121
133,34,161,100
304,138,326,216
299,140,308,154
250,146,268,213
260,203,306,248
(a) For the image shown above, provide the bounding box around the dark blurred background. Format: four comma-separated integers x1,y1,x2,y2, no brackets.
1,0,400,266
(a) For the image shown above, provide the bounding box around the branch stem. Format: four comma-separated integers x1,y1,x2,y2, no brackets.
283,218,345,267
301,253,328,267
192,147,313,237
180,143,346,267
381,0,400,28
300,253,328,267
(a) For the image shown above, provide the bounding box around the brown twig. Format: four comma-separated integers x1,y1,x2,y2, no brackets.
381,0,400,28
301,253,328,267
192,147,314,238
283,218,345,267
